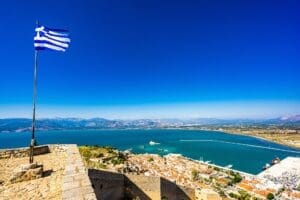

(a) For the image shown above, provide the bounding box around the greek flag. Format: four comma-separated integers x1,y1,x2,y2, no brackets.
34,25,70,52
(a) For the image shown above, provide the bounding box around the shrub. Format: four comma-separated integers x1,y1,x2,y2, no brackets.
191,169,199,181
218,190,226,197
228,171,242,184
229,192,238,199
238,190,251,200
79,147,92,160
233,173,242,183
111,157,125,166
148,157,154,162
214,166,220,171
96,153,104,158
267,193,275,200
98,163,107,169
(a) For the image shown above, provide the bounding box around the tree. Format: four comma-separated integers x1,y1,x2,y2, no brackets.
191,169,199,181
218,190,226,198
148,157,154,162
267,193,275,200
233,173,242,183
238,190,251,200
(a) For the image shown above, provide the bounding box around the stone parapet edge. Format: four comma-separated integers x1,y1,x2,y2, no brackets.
62,144,97,200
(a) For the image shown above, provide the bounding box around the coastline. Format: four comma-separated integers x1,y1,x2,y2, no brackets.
214,130,300,150
1,127,299,151
183,154,256,177
162,127,300,150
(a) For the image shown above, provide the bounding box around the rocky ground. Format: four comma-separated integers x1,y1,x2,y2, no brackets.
0,146,67,200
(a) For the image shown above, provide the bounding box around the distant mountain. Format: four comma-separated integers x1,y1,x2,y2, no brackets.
278,115,300,122
0,115,299,133
0,118,162,133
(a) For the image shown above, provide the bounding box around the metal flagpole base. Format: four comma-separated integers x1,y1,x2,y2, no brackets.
29,139,35,163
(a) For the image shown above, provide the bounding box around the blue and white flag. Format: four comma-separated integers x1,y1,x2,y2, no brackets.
34,25,70,52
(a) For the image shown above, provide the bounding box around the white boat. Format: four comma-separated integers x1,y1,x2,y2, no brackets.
149,141,160,145
262,163,271,170
225,164,233,168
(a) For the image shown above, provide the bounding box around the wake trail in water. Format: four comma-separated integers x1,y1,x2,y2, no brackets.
179,139,300,154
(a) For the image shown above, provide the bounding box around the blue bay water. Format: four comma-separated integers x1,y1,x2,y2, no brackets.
0,129,299,174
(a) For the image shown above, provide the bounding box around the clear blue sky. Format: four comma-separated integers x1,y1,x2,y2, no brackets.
0,0,299,119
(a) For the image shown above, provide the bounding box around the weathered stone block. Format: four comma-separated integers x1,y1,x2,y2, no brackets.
84,192,97,200
62,187,83,199
9,163,43,183
63,181,80,191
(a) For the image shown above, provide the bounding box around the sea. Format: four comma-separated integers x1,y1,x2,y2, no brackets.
0,129,299,174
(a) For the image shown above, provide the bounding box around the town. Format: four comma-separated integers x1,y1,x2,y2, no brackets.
79,145,300,200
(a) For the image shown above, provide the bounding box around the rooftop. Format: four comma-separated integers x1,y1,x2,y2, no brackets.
258,157,300,189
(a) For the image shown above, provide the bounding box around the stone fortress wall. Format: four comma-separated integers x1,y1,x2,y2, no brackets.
1,145,195,200
88,169,125,199
0,145,97,200
0,144,73,159
89,169,195,200
62,145,97,200
0,145,51,159
126,174,161,200
160,177,195,200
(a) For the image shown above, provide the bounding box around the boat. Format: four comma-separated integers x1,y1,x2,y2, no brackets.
262,163,270,170
271,157,280,165
262,157,281,170
149,141,160,145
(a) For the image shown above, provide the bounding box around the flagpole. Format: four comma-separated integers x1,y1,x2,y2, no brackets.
29,22,39,163
29,22,69,163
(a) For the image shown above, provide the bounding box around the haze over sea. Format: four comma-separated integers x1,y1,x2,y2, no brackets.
1,129,299,174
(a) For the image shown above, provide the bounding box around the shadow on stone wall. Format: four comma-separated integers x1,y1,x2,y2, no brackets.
124,177,152,200
89,169,152,200
88,169,125,200
88,169,194,200
161,177,194,200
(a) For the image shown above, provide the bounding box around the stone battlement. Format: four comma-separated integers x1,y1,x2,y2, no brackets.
0,145,50,159
88,169,195,200
62,144,97,200
1,145,205,200
0,144,96,200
